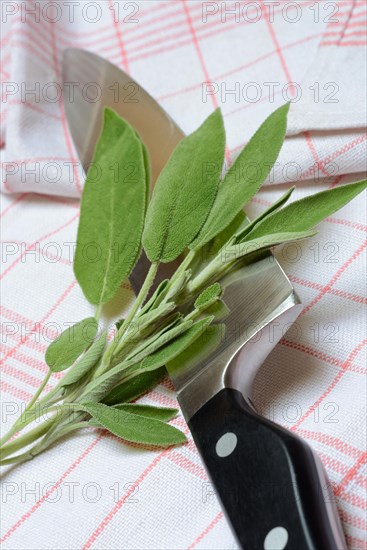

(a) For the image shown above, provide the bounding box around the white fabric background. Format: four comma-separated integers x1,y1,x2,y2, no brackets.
1,1,366,549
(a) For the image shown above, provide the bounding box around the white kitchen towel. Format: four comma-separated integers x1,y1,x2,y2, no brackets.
1,1,366,549
1,0,366,197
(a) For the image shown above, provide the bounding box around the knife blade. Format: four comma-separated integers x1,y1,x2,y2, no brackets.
62,49,347,550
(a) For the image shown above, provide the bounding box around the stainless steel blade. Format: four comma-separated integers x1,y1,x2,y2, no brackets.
170,256,302,419
62,48,183,293
62,49,302,420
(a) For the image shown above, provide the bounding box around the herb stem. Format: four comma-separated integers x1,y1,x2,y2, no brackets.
114,262,159,354
0,415,57,461
95,303,102,322
0,371,51,447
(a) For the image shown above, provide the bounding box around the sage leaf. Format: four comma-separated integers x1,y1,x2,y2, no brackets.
222,230,317,262
190,103,290,249
103,368,165,406
195,283,222,311
167,324,224,377
89,403,177,426
245,180,367,241
235,186,295,242
45,318,98,373
113,404,177,421
80,320,192,403
141,316,214,371
61,331,107,388
142,109,225,263
80,403,186,447
74,108,146,305
140,279,169,314
205,299,230,321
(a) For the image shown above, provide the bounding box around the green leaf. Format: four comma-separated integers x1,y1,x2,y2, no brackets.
45,318,98,373
80,319,192,403
235,186,295,242
134,131,151,209
74,108,146,305
113,404,178,422
194,283,222,311
222,230,317,262
124,317,192,365
190,103,290,249
205,299,230,321
142,109,225,263
140,279,169,314
141,316,214,371
167,324,224,378
103,368,166,405
245,180,367,241
79,402,186,447
60,331,107,388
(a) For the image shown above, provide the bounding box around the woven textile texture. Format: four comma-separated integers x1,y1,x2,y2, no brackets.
1,1,366,549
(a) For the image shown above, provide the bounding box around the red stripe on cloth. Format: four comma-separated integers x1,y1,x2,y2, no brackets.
261,0,295,98
108,0,129,71
0,433,104,544
288,275,367,304
291,339,367,431
335,451,367,496
181,0,231,164
1,212,79,280
280,338,365,375
300,241,367,316
321,40,367,46
0,194,28,218
187,512,224,550
158,32,322,102
82,449,172,549
1,280,77,364
0,380,33,402
296,429,362,459
304,131,331,177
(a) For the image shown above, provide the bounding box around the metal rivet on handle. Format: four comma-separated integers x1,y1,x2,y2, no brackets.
264,526,288,550
215,432,237,457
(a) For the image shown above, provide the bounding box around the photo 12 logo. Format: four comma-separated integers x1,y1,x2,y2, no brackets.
201,2,339,24
1,1,140,24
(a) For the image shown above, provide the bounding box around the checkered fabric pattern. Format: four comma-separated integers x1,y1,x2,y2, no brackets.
1,1,366,549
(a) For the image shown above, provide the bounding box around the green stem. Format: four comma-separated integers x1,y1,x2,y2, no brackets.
24,371,51,415
0,415,57,461
114,262,159,354
95,303,102,322
0,371,51,447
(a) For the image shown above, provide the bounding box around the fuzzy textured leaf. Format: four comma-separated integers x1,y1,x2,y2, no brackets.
80,403,186,447
194,283,222,311
235,186,295,242
74,108,146,305
113,404,178,421
45,318,98,373
141,316,214,371
167,324,224,377
190,103,290,249
142,109,225,262
223,230,317,261
245,180,367,241
61,331,107,387
80,320,192,403
103,368,165,406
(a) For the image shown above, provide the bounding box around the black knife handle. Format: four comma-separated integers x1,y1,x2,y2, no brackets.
189,388,346,550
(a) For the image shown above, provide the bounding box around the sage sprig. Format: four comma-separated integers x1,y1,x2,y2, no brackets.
1,104,365,466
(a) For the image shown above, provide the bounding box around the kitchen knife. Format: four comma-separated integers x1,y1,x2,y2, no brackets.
62,49,347,550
